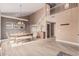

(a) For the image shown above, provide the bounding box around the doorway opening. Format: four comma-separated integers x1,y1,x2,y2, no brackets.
47,22,55,38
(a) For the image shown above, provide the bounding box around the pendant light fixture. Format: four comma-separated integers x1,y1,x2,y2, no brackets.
17,3,24,25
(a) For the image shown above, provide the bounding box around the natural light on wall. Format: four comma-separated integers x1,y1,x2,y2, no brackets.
64,3,69,9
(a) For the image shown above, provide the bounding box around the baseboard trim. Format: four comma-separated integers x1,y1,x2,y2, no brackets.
56,39,79,47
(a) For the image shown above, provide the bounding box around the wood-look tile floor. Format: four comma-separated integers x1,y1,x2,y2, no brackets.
1,39,79,56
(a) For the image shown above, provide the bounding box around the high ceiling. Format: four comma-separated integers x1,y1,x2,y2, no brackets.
47,3,62,8
0,3,45,17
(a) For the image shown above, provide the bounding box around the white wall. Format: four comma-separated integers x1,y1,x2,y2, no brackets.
29,4,50,38
48,7,79,44
29,4,79,43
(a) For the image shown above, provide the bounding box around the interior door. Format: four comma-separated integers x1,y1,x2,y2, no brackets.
47,22,55,38
47,24,50,38
51,23,55,37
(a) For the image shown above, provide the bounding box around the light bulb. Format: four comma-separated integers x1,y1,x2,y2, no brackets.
17,21,21,24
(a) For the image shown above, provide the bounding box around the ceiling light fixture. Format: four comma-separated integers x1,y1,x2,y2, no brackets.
1,15,28,21
1,3,28,22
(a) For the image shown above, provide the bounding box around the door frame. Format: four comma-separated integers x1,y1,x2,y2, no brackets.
46,21,56,39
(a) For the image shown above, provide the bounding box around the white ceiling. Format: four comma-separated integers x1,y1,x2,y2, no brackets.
0,3,45,17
